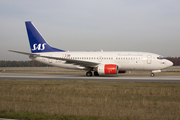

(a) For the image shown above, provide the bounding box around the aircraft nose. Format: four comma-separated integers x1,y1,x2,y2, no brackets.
166,60,173,67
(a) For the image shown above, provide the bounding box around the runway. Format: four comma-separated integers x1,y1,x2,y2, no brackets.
0,73,180,82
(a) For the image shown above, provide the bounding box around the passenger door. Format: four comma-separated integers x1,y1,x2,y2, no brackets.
147,55,152,64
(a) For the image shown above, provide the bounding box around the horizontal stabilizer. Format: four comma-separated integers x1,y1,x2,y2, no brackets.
9,50,36,55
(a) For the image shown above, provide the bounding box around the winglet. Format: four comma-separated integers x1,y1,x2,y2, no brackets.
25,21,65,53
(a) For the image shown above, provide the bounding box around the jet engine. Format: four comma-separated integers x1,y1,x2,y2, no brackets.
97,64,118,75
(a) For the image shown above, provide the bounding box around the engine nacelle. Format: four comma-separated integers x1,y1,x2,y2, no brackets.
97,64,118,75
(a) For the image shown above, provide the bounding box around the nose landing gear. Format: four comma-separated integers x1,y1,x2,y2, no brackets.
150,73,155,77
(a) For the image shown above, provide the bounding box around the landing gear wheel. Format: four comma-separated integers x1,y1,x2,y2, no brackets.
94,71,99,76
86,71,92,76
150,73,155,77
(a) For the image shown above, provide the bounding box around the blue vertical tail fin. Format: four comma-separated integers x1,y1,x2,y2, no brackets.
25,21,65,53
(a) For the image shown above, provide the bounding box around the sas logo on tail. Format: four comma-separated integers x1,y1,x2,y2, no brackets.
32,43,46,51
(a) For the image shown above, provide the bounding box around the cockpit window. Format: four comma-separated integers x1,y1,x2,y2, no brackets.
157,56,165,60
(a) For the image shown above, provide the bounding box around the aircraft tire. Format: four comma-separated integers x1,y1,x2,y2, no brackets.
86,71,92,76
94,71,99,76
150,73,155,77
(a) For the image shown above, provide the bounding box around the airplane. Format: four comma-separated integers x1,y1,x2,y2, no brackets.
9,21,173,77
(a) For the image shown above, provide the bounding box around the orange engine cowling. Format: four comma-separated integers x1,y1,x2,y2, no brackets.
97,64,118,75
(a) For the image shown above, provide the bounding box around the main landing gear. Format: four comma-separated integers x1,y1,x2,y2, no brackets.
86,71,99,76
86,71,92,76
94,71,99,76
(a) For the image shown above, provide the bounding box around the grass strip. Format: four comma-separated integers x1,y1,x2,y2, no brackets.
0,79,180,120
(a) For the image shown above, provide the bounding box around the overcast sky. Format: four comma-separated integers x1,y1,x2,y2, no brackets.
0,0,180,60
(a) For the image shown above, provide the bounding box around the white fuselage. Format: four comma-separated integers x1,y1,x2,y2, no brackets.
31,51,173,71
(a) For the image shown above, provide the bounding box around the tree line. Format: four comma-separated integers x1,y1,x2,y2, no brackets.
0,60,47,67
0,57,179,67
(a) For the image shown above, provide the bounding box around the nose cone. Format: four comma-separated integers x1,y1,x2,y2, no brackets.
166,60,173,67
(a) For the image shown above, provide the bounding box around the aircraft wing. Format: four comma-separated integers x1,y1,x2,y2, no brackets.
9,50,99,68
40,55,99,67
